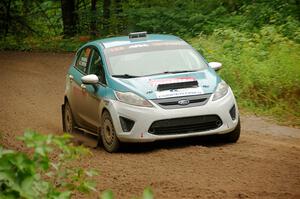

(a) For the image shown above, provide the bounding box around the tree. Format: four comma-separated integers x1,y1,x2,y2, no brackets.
61,0,78,37
114,0,124,34
1,0,12,37
103,0,111,35
90,0,97,36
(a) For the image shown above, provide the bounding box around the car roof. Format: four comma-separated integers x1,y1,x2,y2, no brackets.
91,34,183,49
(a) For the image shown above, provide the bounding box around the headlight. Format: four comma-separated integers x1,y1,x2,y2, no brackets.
115,91,153,107
212,81,229,101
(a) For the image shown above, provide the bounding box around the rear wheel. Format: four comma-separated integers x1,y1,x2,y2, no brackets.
222,118,241,143
100,111,120,153
64,102,75,134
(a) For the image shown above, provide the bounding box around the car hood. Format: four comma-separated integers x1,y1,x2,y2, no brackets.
110,68,221,100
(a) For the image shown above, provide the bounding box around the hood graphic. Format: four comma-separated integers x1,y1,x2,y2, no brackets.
111,69,220,99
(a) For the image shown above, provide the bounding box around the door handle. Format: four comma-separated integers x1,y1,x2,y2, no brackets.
81,84,86,90
69,75,74,82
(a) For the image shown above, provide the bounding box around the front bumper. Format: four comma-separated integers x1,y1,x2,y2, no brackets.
107,88,239,142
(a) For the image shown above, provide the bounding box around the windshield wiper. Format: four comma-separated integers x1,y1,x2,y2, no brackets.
167,70,199,74
146,70,199,77
112,74,140,78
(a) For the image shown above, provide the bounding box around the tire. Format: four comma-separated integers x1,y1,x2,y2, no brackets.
63,102,75,134
222,118,241,143
100,111,120,153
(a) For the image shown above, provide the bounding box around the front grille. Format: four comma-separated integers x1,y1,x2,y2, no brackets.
152,94,211,109
148,115,222,135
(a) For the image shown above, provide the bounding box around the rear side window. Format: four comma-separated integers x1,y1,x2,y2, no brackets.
75,47,92,73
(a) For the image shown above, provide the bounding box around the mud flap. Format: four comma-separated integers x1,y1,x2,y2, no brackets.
61,103,66,132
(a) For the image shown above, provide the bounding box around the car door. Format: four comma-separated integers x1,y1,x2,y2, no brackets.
68,46,92,127
79,48,107,131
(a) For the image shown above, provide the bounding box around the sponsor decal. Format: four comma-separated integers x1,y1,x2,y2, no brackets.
79,60,87,67
155,87,204,99
108,46,126,52
151,77,203,98
128,44,149,48
151,41,186,46
149,77,196,86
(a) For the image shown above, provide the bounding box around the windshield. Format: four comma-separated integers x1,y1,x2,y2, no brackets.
105,41,208,77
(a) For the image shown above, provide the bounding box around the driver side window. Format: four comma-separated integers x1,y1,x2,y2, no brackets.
89,49,106,84
75,47,92,73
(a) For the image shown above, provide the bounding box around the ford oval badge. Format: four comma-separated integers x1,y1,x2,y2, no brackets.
178,99,190,105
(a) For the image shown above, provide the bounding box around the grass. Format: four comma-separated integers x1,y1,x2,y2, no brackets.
190,27,300,126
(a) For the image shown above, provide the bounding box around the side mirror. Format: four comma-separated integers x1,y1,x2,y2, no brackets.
208,62,222,71
81,74,99,84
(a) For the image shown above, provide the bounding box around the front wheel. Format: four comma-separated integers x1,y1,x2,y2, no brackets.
100,111,120,153
63,102,75,134
222,118,241,143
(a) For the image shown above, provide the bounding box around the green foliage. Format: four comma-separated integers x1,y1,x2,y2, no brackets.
100,190,114,199
0,0,62,37
1,0,299,40
0,130,97,199
190,27,300,125
141,188,154,199
0,131,155,199
0,36,86,52
123,0,300,40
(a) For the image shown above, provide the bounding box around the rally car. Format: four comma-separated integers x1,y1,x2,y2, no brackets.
62,32,240,152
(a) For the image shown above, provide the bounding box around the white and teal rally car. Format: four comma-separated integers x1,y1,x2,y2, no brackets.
62,32,240,152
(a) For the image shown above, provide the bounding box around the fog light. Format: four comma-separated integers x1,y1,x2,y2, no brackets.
229,105,236,120
119,116,135,132
216,120,223,127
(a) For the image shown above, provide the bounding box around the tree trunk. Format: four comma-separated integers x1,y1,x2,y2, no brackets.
296,0,300,21
61,0,77,37
4,0,12,37
103,0,111,35
114,0,122,34
90,0,97,36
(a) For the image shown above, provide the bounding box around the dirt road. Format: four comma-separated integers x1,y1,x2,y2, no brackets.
0,52,300,199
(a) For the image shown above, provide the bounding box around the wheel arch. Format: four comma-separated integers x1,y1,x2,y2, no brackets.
62,95,78,131
64,96,69,104
101,107,110,116
99,102,121,134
